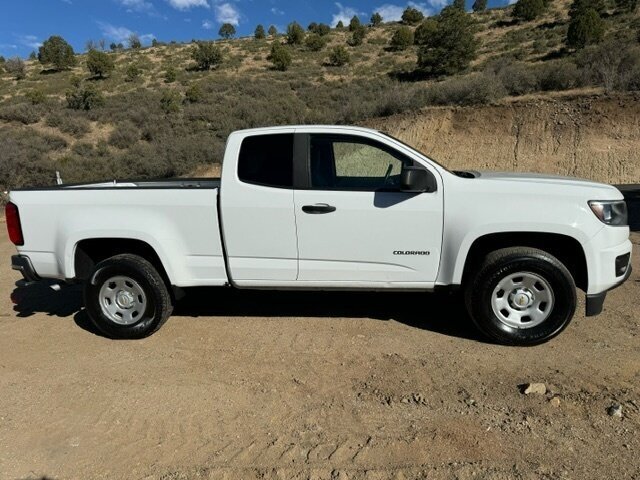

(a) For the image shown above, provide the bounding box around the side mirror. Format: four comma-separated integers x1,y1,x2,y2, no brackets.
400,166,436,193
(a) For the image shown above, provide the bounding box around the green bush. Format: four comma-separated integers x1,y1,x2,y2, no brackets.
125,64,142,81
402,7,424,25
25,89,47,105
305,34,327,51
328,45,350,66
66,83,105,110
473,0,488,12
219,23,236,39
615,0,638,13
371,12,383,26
417,6,479,76
414,19,438,45
390,27,414,50
576,41,640,91
268,25,278,37
38,35,76,70
567,8,606,49
268,43,292,71
255,24,266,40
160,90,182,114
287,22,305,45
86,49,115,78
314,23,331,36
191,42,223,70
185,84,204,103
349,15,362,31
348,26,367,46
5,57,26,80
513,0,546,21
164,65,177,83
423,72,506,105
537,61,581,91
129,34,142,49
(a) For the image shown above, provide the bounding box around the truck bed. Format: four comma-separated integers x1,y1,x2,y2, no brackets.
12,178,221,191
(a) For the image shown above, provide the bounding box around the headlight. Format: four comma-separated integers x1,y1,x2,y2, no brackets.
588,200,628,226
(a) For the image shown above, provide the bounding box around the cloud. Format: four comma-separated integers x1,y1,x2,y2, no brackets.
373,2,437,21
16,34,42,49
97,22,155,44
202,19,214,29
0,43,18,51
270,7,284,15
215,2,240,25
117,0,156,13
166,0,209,9
331,2,365,27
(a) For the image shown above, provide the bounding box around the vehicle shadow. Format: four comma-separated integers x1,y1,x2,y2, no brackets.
10,280,482,342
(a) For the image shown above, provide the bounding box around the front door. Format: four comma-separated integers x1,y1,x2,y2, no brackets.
293,133,443,286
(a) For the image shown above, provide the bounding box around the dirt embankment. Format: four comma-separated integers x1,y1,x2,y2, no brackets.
366,93,640,184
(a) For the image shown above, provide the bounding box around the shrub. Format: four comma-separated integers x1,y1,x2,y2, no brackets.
371,12,383,26
328,45,350,66
577,41,640,91
488,60,540,95
305,34,327,51
268,43,292,70
38,35,76,70
402,7,425,25
268,25,278,37
125,64,142,81
349,15,362,31
129,34,142,49
219,23,236,39
414,19,438,45
473,0,488,12
45,111,91,137
336,20,345,30
185,84,203,103
287,22,305,45
537,61,581,91
25,89,47,105
569,0,606,18
255,24,266,40
390,27,414,50
348,26,367,46
86,49,115,78
109,121,140,149
0,103,45,124
164,65,177,83
453,0,466,9
423,72,506,105
66,83,105,110
314,23,331,36
513,0,546,21
567,8,606,49
615,0,638,13
191,42,223,70
5,57,26,80
417,6,479,76
160,90,182,114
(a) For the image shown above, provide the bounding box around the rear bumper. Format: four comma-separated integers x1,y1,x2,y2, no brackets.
11,255,41,283
585,265,632,317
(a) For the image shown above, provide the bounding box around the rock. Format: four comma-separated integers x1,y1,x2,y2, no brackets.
607,403,623,417
523,383,547,395
549,396,561,407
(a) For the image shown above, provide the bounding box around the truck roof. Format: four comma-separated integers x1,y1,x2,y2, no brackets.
230,125,383,136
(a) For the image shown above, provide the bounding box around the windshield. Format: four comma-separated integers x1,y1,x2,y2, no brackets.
379,131,451,173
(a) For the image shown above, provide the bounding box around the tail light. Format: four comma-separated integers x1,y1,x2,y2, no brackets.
5,202,24,246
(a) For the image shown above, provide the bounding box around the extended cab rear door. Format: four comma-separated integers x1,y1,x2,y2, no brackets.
219,131,299,284
292,131,444,287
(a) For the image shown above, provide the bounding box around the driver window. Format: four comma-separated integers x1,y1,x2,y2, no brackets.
310,135,411,191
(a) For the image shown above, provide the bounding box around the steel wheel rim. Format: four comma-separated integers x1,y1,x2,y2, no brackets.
98,275,147,325
491,271,554,329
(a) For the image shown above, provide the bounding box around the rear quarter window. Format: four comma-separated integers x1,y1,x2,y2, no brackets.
237,134,294,188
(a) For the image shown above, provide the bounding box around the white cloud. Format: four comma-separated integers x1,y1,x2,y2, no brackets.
331,2,365,27
202,19,214,29
215,2,240,25
166,0,209,9
373,2,436,21
16,35,42,49
0,43,18,51
97,22,155,44
270,7,284,15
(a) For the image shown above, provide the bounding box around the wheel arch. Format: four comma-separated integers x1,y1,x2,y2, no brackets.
460,232,588,292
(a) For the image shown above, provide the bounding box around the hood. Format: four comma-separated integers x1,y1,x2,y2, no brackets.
473,171,623,195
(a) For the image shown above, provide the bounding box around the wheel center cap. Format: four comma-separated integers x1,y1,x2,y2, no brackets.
115,290,135,309
510,289,534,309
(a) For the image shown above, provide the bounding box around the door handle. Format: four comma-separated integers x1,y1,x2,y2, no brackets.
302,203,336,214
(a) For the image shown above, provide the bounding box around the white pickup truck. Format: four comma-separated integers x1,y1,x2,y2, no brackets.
7,126,632,345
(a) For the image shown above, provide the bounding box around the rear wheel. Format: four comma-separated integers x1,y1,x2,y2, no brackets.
84,254,172,339
464,247,576,346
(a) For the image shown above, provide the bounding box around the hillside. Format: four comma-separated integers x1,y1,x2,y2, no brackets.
1,0,639,196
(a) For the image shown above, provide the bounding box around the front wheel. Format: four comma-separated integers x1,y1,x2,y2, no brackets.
84,254,173,339
464,247,577,346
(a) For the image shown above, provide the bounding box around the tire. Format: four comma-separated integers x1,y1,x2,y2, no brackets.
84,254,173,339
464,247,577,346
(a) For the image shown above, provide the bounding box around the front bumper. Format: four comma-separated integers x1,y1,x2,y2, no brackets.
585,264,632,317
11,255,41,283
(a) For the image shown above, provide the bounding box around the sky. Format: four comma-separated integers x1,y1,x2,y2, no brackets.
0,0,513,59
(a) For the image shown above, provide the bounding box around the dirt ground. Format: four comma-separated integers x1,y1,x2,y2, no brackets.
0,231,639,480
